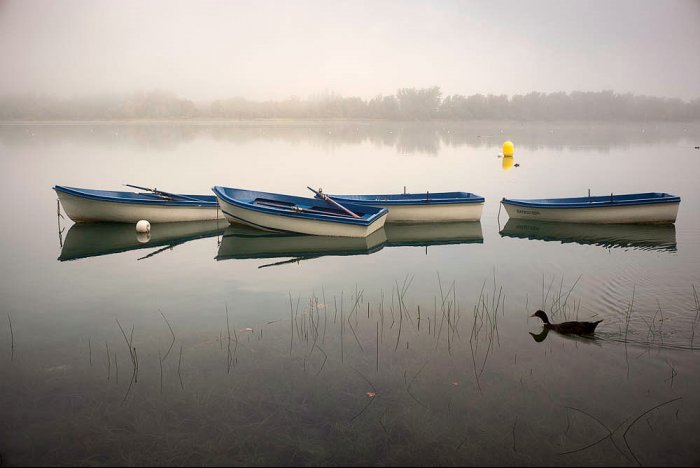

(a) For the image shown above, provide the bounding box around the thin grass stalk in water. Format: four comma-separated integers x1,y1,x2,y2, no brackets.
159,350,163,393
105,342,111,381
7,313,14,355
691,285,700,349
160,312,176,363
322,285,328,345
177,345,184,390
346,290,366,353
624,286,635,379
350,366,378,422
115,319,136,368
621,397,682,466
289,292,294,354
380,289,385,343
376,321,379,372
559,406,628,459
311,342,328,376
340,292,344,364
404,360,429,409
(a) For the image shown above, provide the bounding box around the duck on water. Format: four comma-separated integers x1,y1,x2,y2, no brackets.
531,310,603,335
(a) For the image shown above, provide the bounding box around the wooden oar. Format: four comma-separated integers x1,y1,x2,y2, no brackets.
307,187,361,219
255,199,354,218
124,184,203,202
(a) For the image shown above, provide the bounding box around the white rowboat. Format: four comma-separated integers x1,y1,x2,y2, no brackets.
320,191,485,223
212,186,388,238
54,186,221,223
501,192,680,224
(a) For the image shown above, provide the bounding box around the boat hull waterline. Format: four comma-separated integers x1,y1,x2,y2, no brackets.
323,192,485,223
54,186,221,223
213,186,388,238
501,192,680,224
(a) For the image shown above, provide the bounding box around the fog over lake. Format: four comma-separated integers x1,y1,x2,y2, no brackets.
1,0,699,102
1,0,700,466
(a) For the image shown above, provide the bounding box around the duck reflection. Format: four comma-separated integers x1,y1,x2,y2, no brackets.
500,219,676,252
529,328,550,343
529,327,603,345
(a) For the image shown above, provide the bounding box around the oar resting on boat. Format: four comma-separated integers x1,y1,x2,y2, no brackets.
124,184,205,202
254,198,355,218
307,187,360,218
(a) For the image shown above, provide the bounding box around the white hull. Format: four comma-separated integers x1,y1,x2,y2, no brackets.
58,191,222,223
380,202,483,223
502,202,679,224
218,197,387,238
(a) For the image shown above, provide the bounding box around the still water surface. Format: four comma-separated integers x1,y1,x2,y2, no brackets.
1,121,699,466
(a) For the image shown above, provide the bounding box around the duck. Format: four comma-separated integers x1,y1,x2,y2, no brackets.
531,310,602,335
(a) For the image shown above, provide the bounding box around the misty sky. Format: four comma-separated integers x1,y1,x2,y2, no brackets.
1,0,699,101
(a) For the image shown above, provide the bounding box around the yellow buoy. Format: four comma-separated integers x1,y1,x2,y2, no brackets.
502,156,514,171
502,140,514,157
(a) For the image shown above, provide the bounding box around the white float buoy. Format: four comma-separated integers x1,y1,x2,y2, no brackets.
136,219,151,233
136,232,151,243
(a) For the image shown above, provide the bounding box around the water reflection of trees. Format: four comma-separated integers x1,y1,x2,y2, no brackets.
1,121,697,155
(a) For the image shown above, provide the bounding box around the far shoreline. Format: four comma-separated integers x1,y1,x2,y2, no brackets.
1,119,699,126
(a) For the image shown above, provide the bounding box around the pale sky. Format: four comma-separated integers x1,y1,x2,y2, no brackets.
1,0,698,101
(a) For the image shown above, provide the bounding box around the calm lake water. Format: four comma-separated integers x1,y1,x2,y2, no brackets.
1,121,700,466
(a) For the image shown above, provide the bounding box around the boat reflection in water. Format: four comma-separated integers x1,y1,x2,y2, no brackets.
384,221,483,248
216,225,387,267
58,219,228,261
499,219,677,252
216,221,483,267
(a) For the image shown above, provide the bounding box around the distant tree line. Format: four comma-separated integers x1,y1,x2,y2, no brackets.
2,87,699,121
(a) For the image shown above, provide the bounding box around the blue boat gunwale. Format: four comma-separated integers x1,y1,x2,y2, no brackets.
322,191,485,206
501,192,680,209
212,186,389,227
54,185,218,207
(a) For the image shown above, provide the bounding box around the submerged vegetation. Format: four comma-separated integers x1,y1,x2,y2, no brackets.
3,276,699,465
2,87,699,121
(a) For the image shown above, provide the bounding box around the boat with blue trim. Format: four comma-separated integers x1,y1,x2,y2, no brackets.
318,190,485,223
212,186,388,237
54,185,221,223
501,192,680,224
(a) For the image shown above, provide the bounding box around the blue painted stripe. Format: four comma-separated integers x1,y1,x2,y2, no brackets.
326,192,485,206
54,185,218,207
